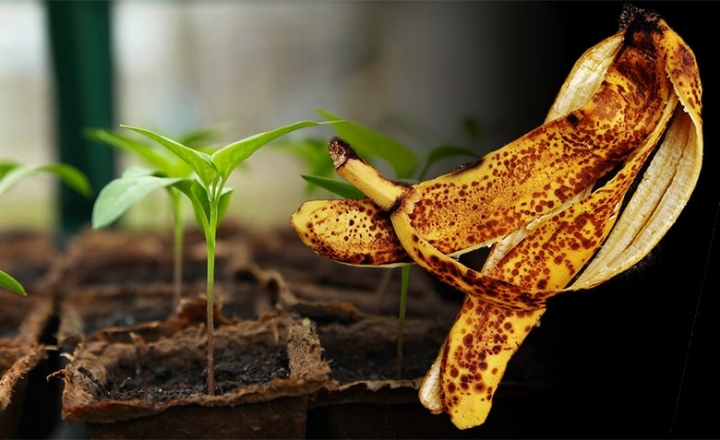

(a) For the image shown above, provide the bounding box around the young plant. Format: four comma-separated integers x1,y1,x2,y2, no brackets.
0,161,91,295
92,120,331,395
89,127,222,317
288,108,481,378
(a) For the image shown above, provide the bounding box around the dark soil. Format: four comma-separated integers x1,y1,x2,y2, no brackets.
317,316,450,383
64,316,297,407
104,340,289,401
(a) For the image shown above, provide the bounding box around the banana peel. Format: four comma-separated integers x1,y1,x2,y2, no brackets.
291,6,702,429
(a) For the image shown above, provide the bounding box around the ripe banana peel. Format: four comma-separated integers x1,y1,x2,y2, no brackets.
291,7,702,429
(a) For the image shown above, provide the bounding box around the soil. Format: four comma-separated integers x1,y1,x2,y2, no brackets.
60,310,330,433
54,225,563,437
99,336,289,401
317,316,449,383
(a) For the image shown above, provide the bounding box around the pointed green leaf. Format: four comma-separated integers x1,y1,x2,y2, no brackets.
86,128,190,177
0,163,92,198
301,174,365,200
316,108,418,179
212,121,332,182
121,125,218,186
92,175,182,229
418,145,479,180
0,161,19,178
0,269,26,296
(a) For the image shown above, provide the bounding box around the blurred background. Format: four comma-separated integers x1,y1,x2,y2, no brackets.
0,1,603,233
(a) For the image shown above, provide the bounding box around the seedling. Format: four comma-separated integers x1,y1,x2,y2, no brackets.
0,161,91,295
92,120,331,395
289,108,481,378
89,127,222,316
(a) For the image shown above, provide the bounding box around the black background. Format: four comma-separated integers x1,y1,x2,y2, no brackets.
499,3,718,438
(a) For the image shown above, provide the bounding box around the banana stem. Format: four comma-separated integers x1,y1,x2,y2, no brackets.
329,138,406,211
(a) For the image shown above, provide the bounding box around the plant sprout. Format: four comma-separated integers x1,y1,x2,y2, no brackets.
92,120,331,395
89,127,222,317
0,161,91,295
289,108,481,378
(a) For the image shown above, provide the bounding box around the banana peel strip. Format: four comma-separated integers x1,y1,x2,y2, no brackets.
290,9,702,430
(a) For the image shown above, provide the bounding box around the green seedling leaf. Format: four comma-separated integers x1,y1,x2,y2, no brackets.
418,145,479,180
121,125,218,186
301,175,365,200
316,108,418,179
212,120,334,182
0,163,92,198
0,269,26,296
86,129,191,177
0,161,19,178
92,175,182,229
